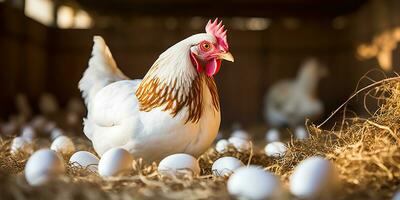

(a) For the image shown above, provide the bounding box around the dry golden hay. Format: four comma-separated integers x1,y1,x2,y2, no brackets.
2,76,400,199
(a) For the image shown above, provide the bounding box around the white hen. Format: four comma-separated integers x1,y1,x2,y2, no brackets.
79,19,234,162
264,58,326,128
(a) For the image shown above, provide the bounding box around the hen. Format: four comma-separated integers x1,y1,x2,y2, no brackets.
264,58,326,128
79,19,234,162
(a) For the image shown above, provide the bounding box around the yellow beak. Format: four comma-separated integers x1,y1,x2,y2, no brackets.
218,52,234,62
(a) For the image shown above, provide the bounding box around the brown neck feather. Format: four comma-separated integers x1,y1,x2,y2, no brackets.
135,74,220,123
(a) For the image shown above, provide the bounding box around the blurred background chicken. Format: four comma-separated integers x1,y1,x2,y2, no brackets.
264,58,327,130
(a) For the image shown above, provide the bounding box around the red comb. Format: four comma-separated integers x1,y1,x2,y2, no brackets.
205,18,229,51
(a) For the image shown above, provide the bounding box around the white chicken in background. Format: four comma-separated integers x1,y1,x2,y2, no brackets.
79,19,234,162
264,58,327,129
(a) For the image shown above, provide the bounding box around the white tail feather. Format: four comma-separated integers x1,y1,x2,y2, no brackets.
79,36,128,107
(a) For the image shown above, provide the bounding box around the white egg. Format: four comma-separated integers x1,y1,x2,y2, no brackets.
295,126,309,140
265,129,280,142
264,142,287,157
50,135,75,155
10,137,33,155
227,166,282,200
290,156,338,199
21,126,36,142
25,149,65,186
212,157,244,176
50,128,64,140
98,148,133,177
158,153,200,176
231,129,250,140
228,137,251,152
215,139,230,153
69,151,99,172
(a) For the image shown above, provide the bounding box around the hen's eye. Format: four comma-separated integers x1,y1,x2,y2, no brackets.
200,41,212,51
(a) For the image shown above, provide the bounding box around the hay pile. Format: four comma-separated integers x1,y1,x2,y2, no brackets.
1,77,400,200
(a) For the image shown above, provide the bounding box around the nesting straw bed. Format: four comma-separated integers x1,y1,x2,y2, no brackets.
2,76,400,200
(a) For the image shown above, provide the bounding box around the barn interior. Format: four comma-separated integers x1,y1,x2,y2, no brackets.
1,0,400,199
2,0,400,129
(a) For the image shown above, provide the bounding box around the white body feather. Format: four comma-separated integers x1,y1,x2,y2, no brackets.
79,35,220,162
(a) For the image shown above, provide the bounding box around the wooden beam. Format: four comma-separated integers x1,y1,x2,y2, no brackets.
75,0,368,19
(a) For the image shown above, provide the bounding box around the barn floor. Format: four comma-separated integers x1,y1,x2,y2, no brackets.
1,77,400,200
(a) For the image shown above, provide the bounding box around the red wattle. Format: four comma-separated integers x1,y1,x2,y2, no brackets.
205,59,221,76
190,52,221,76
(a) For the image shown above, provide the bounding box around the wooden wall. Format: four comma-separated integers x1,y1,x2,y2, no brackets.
0,4,49,116
46,19,355,127
1,0,400,128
